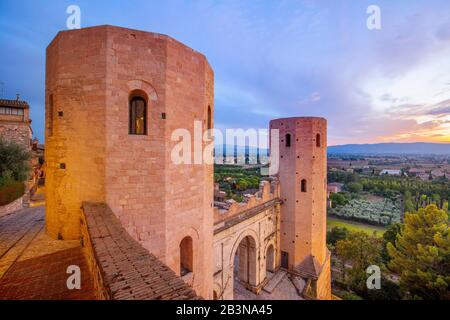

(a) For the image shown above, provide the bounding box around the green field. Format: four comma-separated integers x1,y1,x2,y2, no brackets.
327,216,387,237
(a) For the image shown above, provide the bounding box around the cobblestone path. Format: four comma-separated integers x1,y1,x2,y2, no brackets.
0,206,96,300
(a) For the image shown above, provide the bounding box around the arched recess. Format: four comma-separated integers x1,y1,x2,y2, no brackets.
176,227,200,276
230,229,259,287
180,236,193,276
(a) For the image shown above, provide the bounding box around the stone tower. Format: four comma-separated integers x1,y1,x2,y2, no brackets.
270,117,331,299
45,25,214,298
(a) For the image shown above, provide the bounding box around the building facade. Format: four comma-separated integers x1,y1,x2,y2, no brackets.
0,98,32,150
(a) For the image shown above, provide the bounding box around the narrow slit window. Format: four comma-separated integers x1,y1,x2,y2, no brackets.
316,133,321,147
301,179,307,192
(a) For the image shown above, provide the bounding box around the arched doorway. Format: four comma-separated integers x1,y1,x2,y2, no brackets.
180,236,193,276
233,235,258,287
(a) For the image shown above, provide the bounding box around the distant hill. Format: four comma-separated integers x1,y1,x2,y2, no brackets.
328,142,450,155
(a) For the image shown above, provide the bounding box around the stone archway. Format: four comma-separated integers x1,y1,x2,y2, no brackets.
234,235,258,286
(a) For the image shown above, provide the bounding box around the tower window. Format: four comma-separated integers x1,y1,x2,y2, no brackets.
180,236,193,276
301,179,307,192
129,96,147,135
316,133,321,147
285,134,291,147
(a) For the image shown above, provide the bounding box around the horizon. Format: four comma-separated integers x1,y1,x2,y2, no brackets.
1,0,450,145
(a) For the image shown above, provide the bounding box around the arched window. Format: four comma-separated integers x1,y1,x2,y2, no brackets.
285,134,291,147
316,133,321,147
180,236,193,276
129,96,147,135
301,179,307,192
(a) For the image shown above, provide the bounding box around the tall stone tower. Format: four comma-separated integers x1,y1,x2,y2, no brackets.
45,25,214,298
270,117,331,299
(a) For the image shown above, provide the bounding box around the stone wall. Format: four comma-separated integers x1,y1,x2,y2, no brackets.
214,180,280,224
0,196,24,218
213,190,281,300
80,202,200,300
0,121,32,150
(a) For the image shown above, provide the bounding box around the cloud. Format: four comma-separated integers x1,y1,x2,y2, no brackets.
1,0,450,145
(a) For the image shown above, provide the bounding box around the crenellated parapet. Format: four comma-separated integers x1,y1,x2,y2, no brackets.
214,178,280,224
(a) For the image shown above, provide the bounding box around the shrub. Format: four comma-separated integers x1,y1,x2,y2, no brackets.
0,137,31,183
0,180,25,206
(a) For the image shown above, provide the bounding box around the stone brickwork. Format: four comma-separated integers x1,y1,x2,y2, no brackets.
45,25,213,298
270,117,331,300
81,202,200,300
214,180,280,224
212,181,281,299
0,99,32,151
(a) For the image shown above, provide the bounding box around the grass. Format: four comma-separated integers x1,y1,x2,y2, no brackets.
327,216,387,237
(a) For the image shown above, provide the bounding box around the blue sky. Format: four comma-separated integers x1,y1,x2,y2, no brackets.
1,0,450,145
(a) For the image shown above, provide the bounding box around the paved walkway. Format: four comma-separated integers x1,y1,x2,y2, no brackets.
0,206,96,300
233,270,305,300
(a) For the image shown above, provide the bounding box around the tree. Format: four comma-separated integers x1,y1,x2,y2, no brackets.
0,138,31,185
327,226,349,246
381,223,401,263
330,192,348,208
335,231,383,289
347,182,363,193
387,204,450,300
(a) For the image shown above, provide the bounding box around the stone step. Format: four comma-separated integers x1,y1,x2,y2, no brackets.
263,270,287,293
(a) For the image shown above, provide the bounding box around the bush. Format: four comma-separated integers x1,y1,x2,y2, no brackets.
334,290,363,300
0,137,31,183
327,226,349,246
330,197,401,226
0,180,25,206
347,182,363,193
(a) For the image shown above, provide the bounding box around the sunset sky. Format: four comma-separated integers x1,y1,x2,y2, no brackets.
1,0,449,146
